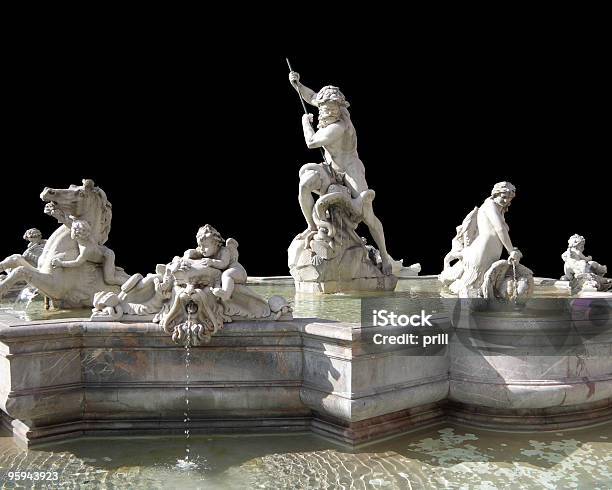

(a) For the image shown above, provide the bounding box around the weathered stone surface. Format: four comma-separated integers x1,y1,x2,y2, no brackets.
1,300,612,447
447,301,612,426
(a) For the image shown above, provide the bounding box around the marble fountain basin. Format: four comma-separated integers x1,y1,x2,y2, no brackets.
1,277,611,448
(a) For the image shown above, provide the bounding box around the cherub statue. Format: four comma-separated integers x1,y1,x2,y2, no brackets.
184,224,247,301
51,219,124,286
562,234,607,280
561,234,610,293
22,228,47,267
0,228,47,283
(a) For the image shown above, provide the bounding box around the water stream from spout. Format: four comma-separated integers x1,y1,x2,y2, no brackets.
176,302,197,471
511,260,518,303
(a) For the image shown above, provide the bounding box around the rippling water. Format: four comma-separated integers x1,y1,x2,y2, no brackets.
2,278,602,488
0,277,572,325
1,423,611,488
0,278,448,324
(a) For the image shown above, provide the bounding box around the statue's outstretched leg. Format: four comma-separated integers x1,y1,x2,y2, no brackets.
589,261,607,276
212,272,234,301
362,200,393,275
0,254,31,273
0,264,34,299
102,248,124,286
212,267,248,302
343,167,394,275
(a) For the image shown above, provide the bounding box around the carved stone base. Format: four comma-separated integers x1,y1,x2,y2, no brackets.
2,410,313,449
310,402,446,446
3,302,612,448
289,239,397,293
447,399,612,431
570,272,612,295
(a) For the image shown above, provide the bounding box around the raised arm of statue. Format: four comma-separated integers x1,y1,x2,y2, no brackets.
289,71,318,106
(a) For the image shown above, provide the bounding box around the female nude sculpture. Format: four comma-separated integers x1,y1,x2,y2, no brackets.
440,182,533,303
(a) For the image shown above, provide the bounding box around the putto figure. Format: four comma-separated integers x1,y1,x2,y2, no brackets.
0,229,48,296
51,219,124,286
184,224,247,301
561,234,611,293
91,225,293,345
439,182,534,304
22,228,47,267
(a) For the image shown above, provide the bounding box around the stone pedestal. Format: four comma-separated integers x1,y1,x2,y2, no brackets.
446,298,612,429
2,297,612,447
288,237,398,294
0,312,447,447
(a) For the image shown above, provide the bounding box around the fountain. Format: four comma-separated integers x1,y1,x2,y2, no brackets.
0,135,611,456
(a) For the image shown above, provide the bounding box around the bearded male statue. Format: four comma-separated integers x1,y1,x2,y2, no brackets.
286,70,414,293
289,70,395,276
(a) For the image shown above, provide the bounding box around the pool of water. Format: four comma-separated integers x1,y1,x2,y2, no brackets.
1,423,611,488
0,277,571,325
2,280,610,488
0,278,447,324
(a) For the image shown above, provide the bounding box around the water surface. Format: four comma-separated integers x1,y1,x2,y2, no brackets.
1,423,610,488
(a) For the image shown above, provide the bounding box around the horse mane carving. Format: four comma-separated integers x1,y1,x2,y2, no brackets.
94,185,113,245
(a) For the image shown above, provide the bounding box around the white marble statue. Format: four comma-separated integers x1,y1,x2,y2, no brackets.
22,228,47,267
287,70,413,293
561,234,611,293
0,179,129,308
91,225,293,345
439,182,534,304
0,228,47,292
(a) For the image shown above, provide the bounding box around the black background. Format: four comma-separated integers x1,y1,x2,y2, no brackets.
2,49,609,278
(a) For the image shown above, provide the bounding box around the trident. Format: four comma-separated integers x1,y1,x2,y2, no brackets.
286,58,328,163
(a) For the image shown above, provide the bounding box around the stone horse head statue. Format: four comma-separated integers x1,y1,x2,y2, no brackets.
0,179,128,308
